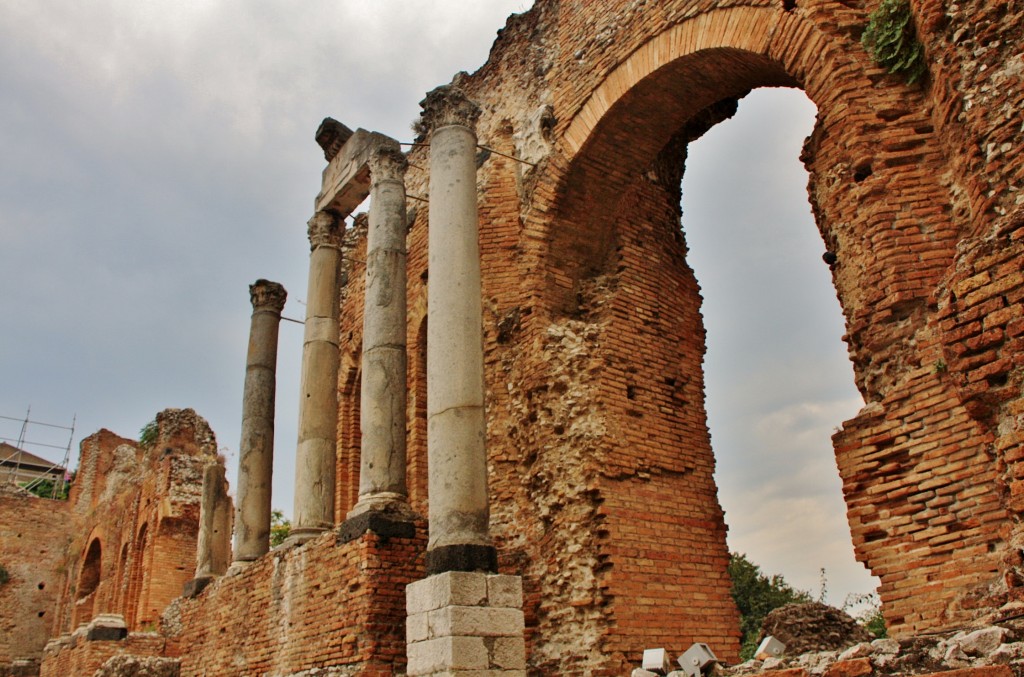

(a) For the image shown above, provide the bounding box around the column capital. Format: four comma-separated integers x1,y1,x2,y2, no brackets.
368,142,408,184
307,211,342,249
249,279,287,313
415,85,481,136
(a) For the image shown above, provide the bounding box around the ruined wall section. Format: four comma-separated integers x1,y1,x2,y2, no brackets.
164,528,424,676
0,489,72,670
933,215,1024,612
51,409,219,637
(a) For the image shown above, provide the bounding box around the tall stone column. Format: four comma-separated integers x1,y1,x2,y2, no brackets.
291,211,343,541
420,85,496,574
348,141,413,520
233,279,286,562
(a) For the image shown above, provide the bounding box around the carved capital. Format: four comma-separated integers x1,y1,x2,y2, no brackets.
315,118,354,162
307,211,342,249
415,85,481,137
368,143,408,184
249,279,287,313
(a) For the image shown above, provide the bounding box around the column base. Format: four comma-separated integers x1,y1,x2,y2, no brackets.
339,509,417,544
282,526,328,548
406,571,526,676
426,544,497,575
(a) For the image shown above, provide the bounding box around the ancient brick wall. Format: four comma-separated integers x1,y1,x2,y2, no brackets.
40,632,166,677
325,0,1024,671
164,526,425,676
21,0,1019,674
0,490,72,669
40,408,219,676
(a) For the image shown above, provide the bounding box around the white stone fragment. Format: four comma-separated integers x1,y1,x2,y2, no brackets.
990,642,1024,664
870,638,900,656
838,642,873,661
957,627,1010,656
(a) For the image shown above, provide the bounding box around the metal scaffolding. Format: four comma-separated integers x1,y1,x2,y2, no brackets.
0,407,75,499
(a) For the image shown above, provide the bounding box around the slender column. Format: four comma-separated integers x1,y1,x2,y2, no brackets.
291,211,343,541
233,279,286,562
348,141,413,519
420,85,496,574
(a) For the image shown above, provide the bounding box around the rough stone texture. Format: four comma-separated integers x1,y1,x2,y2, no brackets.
761,603,875,656
723,623,1024,677
93,654,181,677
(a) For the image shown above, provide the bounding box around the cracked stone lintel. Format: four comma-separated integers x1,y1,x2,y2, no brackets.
316,129,400,217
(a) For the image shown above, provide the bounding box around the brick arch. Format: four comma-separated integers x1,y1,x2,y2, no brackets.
515,1,1003,644
72,533,104,626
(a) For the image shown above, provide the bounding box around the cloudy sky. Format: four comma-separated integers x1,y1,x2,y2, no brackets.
0,1,876,607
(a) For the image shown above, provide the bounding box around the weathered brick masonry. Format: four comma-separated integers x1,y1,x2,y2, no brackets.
335,0,1024,671
6,0,1024,674
0,489,71,670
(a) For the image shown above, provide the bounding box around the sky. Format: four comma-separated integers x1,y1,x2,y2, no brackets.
0,1,877,608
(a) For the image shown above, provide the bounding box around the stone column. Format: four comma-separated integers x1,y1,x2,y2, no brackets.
347,141,413,522
186,463,232,596
291,211,343,541
420,85,496,574
233,279,286,562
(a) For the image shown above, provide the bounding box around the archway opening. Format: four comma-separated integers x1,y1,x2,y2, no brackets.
77,538,102,600
680,86,879,607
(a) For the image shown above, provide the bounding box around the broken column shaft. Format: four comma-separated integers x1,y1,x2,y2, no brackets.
421,85,496,574
233,279,286,562
291,211,343,541
196,463,232,577
349,141,413,519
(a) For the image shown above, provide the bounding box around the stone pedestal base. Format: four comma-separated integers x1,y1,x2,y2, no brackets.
406,571,526,676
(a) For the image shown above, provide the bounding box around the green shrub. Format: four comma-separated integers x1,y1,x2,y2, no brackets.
861,0,927,84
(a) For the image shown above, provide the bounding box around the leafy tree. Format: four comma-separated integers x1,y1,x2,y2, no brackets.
729,552,812,660
270,509,291,547
21,477,70,500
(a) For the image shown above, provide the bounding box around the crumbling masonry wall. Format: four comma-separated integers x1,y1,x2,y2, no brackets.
13,0,1022,674
331,0,1024,672
38,409,222,673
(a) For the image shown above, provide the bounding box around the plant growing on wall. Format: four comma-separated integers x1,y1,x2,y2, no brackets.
0,564,10,586
139,419,158,447
861,0,927,84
